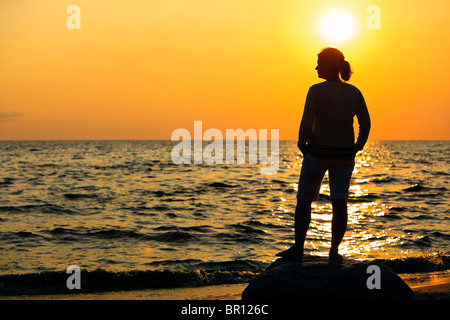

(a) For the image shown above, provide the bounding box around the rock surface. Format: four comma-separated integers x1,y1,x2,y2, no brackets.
242,255,414,300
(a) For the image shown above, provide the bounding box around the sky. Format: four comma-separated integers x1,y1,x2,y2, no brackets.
1,0,449,140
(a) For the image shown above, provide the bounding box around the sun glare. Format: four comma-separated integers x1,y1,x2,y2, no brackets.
319,10,356,43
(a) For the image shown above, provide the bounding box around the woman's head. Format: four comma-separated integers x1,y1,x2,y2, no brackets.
315,47,352,82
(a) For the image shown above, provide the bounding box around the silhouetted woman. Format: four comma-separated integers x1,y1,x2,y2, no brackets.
277,47,371,262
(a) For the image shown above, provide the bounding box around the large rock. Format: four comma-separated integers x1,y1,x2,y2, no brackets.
242,256,414,300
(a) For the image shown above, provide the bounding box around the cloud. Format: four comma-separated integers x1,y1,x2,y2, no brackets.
0,111,22,122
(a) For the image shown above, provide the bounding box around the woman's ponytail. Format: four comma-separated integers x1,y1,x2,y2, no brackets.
340,60,352,81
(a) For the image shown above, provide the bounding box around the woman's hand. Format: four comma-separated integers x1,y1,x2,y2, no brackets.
297,141,307,155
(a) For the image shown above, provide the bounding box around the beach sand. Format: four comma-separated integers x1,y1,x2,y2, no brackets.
401,271,450,300
1,271,448,300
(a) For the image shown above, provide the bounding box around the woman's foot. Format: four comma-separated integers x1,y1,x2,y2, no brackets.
328,252,343,264
276,245,303,259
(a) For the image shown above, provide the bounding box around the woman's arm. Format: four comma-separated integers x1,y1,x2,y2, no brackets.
298,86,318,154
355,91,371,151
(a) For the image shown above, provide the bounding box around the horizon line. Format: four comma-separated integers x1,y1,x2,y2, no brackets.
0,139,448,142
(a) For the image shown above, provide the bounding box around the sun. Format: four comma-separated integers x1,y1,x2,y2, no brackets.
319,10,356,43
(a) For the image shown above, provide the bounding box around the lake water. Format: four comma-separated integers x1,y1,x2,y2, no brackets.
0,140,448,292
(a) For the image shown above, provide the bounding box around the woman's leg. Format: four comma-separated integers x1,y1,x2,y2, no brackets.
330,199,347,260
294,200,312,253
277,153,326,258
328,158,354,261
276,200,311,258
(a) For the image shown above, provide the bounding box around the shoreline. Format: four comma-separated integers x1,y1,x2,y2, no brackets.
1,271,448,300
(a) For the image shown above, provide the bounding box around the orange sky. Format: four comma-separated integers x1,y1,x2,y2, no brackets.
1,0,449,140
